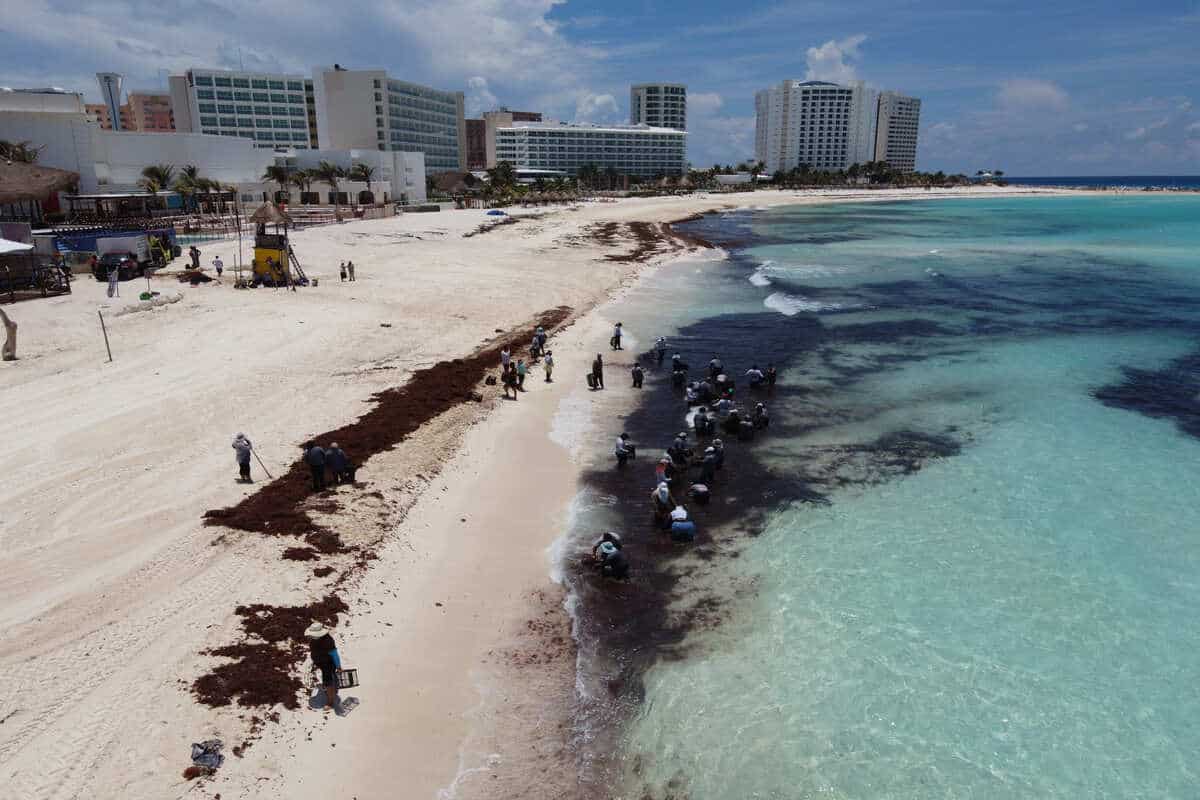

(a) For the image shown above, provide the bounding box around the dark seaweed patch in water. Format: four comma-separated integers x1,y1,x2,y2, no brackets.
1093,348,1200,440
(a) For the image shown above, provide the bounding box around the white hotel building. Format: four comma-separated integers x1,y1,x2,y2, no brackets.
874,91,922,173
168,69,317,149
312,66,465,173
491,120,687,178
755,80,920,174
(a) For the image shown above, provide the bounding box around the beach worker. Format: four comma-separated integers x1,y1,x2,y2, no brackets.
694,407,712,436
592,531,623,558
232,433,253,482
543,350,554,382
500,347,511,370
685,383,699,405
672,368,688,389
652,482,677,528
698,379,715,404
715,397,733,417
690,482,711,506
212,256,224,277
614,433,635,467
305,621,342,711
654,457,671,485
502,363,519,400
670,505,696,542
339,261,347,282
189,245,201,270
753,403,770,430
516,358,527,390
326,442,349,484
712,438,726,470
766,364,778,387
738,417,756,442
106,261,120,298
535,326,548,352
746,364,765,387
723,408,743,435
303,441,327,491
611,322,623,350
632,363,644,388
671,353,687,373
655,337,668,364
592,354,605,389
700,447,717,483
347,260,355,281
596,539,629,579
529,335,541,361
708,355,723,380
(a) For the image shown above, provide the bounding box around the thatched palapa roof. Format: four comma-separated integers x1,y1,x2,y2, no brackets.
249,202,292,225
0,160,79,204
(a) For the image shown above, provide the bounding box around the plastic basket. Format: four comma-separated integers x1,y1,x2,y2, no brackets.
337,668,359,689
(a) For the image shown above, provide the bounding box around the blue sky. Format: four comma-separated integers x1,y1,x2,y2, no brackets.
3,0,1198,174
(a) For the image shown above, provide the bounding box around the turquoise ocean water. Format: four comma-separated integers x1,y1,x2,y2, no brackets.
569,196,1200,798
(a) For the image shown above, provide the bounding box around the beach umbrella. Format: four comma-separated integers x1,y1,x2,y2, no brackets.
0,237,34,254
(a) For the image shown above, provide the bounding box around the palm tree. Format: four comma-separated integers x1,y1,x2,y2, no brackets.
139,163,175,194
311,161,346,209
487,161,517,194
0,140,43,163
348,163,377,203
290,169,312,203
262,164,291,203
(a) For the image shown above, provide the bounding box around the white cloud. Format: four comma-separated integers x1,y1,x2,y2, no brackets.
685,92,754,167
574,92,619,122
688,92,724,116
1188,121,1200,132
804,35,866,84
1073,122,1089,132
465,76,498,117
997,79,1069,111
1126,116,1171,140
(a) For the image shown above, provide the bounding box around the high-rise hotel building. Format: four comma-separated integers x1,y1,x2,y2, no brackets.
491,120,686,178
168,69,318,148
754,80,920,174
312,66,465,173
873,92,921,173
630,83,687,131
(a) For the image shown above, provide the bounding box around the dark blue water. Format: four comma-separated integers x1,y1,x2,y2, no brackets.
1006,175,1200,190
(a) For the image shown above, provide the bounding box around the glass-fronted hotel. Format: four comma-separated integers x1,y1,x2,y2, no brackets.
493,122,687,178
168,69,318,149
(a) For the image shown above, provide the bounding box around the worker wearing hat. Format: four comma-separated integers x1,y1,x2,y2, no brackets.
305,621,341,710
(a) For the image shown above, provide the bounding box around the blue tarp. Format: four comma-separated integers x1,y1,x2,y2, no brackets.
52,227,177,254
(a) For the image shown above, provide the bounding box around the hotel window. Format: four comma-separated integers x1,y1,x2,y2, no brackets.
218,104,235,114
238,118,254,128
198,103,216,113
274,132,291,141
214,77,232,87
252,79,268,89
194,75,213,86
220,116,237,126
256,132,273,141
200,116,218,126
233,78,249,88
291,132,307,141
197,89,215,100
236,105,251,114
217,90,233,101
287,81,303,91
271,106,288,115
269,80,285,90
290,120,306,129
273,119,290,128
235,91,251,101
270,93,287,103
254,106,271,116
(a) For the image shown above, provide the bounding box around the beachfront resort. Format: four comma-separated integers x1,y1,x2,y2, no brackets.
3,6,1200,800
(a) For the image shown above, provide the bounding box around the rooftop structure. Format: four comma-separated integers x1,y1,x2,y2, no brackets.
630,83,687,131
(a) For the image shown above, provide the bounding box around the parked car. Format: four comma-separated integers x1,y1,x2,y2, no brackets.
93,252,141,282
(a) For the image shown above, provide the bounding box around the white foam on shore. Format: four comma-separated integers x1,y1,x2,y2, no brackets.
549,385,595,460
763,291,844,316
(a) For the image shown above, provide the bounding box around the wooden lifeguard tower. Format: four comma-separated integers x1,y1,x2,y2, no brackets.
248,202,308,286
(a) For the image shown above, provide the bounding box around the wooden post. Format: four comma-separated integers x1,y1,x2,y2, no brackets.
98,309,112,362
0,307,16,361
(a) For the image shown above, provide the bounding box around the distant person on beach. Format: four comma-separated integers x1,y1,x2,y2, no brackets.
651,482,677,528
212,256,223,278
500,348,511,370
326,442,349,484
502,363,518,399
516,359,527,390
535,326,548,353
672,353,686,372
592,354,605,389
232,433,253,482
694,407,713,436
592,531,623,559
189,246,201,269
347,261,356,281
712,438,726,470
595,538,629,579
106,262,119,298
766,364,778,387
753,403,770,430
655,337,668,364
708,355,723,379
305,622,342,711
303,441,327,491
614,433,635,467
543,350,554,382
339,261,347,282
610,322,623,350
746,365,765,387
700,447,717,483
631,363,644,388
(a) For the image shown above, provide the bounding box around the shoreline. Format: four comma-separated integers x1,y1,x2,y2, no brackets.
0,186,1082,800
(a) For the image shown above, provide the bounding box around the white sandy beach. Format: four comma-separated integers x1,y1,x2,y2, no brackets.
0,185,1069,800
